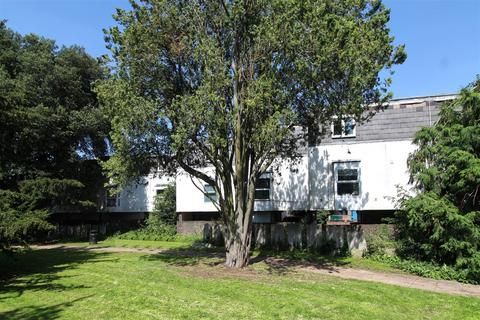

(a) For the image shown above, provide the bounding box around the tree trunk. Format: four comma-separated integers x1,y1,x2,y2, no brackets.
224,211,253,268
223,184,255,268
224,233,252,268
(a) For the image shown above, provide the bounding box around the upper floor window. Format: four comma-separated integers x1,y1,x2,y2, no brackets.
255,177,271,200
204,184,217,203
106,190,119,207
332,117,356,138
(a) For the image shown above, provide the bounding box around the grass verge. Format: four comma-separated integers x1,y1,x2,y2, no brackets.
1,248,479,319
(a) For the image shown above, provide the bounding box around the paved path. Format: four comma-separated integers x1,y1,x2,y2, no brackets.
34,244,480,298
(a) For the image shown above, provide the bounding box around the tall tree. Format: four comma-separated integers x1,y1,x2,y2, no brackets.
393,78,480,275
0,22,109,249
98,0,405,267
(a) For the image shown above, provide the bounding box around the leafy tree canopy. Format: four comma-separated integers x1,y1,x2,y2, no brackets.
394,78,480,281
98,0,405,267
0,21,109,249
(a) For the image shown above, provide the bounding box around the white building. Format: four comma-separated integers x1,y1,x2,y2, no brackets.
103,94,456,230
175,94,457,228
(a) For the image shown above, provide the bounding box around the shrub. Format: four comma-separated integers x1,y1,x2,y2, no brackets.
151,183,176,226
363,225,393,257
368,254,474,284
113,183,181,242
393,192,480,265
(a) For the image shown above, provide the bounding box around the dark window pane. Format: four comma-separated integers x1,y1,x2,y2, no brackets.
255,189,270,200
256,178,270,189
338,169,358,181
106,190,117,207
333,120,342,136
107,196,117,207
337,182,359,195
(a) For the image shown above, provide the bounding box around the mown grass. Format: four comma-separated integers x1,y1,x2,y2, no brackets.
59,238,198,250
1,248,479,319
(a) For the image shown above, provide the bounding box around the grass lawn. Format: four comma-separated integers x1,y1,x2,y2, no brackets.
55,239,400,274
59,238,197,250
1,248,479,319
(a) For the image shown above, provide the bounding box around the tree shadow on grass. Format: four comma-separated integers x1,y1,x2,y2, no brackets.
249,249,352,276
139,247,225,267
0,295,93,320
138,246,351,277
0,248,117,300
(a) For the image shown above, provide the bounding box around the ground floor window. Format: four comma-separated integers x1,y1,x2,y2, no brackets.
334,162,360,195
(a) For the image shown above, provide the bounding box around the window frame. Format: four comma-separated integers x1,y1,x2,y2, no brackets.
255,176,271,201
331,116,356,138
334,162,361,196
204,184,218,203
106,190,119,207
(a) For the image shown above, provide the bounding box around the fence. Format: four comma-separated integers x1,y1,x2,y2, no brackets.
181,221,376,254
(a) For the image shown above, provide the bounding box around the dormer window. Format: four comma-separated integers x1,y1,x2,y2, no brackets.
332,117,356,138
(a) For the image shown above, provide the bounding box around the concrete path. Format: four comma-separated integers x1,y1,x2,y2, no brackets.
33,244,480,298
301,264,480,298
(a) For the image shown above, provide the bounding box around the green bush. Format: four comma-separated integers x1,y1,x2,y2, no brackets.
393,192,480,265
115,223,177,241
363,225,393,257
390,82,480,284
112,183,182,242
151,183,176,226
368,254,475,284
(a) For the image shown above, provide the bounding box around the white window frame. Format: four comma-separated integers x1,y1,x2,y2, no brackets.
331,116,356,138
334,163,360,196
204,184,217,203
155,184,167,198
255,173,272,201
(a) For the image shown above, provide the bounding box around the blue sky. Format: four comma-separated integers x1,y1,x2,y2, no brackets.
1,0,478,98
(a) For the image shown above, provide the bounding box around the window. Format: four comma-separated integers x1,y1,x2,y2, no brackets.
336,168,360,195
331,117,356,138
106,191,119,207
204,184,217,202
255,177,271,200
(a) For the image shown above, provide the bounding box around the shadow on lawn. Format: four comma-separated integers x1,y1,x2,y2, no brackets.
0,295,93,320
250,249,351,276
140,248,225,267
139,246,351,276
0,248,117,300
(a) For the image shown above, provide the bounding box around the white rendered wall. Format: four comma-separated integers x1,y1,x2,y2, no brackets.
175,157,310,213
176,167,218,212
176,139,415,213
309,139,415,211
105,175,174,213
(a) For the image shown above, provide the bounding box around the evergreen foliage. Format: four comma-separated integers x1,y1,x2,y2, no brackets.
98,0,405,267
151,183,177,226
0,22,109,249
394,78,480,282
